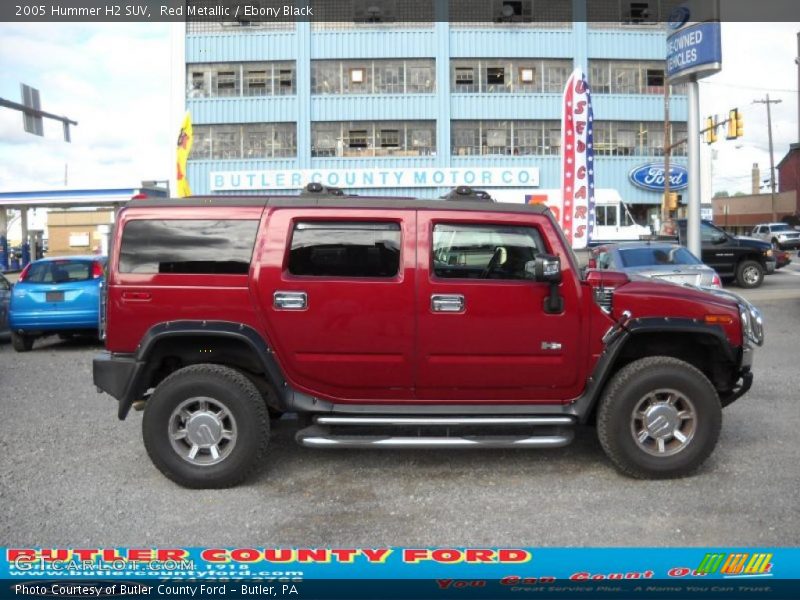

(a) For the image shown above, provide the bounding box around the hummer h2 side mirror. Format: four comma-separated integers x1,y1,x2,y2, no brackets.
525,255,564,314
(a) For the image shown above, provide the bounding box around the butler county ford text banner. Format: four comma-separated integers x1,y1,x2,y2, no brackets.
2,547,799,599
209,167,541,191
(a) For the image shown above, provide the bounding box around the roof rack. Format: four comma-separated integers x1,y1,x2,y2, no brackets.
440,186,495,202
300,182,354,197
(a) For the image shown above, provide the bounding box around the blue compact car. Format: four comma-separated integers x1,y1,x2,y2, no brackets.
9,256,106,352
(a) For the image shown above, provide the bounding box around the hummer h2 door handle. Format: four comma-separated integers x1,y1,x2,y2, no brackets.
273,291,308,310
431,294,465,313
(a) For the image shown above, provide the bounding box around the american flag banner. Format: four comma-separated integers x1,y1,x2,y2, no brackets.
561,69,596,249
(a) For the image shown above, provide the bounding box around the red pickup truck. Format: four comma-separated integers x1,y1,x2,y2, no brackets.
93,189,763,488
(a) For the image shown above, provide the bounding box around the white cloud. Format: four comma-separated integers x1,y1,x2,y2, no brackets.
0,23,173,191
700,22,800,195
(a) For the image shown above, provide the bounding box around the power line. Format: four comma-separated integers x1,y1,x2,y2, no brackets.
699,80,798,94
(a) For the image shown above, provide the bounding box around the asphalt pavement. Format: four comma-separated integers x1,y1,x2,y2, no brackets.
1,268,799,547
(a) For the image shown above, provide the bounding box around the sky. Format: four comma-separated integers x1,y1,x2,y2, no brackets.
0,21,798,196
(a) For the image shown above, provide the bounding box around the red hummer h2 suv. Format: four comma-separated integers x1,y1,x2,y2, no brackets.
93,190,763,488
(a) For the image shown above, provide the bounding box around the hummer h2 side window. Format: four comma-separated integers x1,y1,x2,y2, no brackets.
432,223,545,280
288,221,401,278
119,219,259,274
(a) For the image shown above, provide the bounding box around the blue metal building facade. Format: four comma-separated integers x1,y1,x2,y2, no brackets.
185,4,688,222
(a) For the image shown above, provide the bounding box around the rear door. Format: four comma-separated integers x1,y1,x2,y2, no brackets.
256,208,416,402
415,210,585,403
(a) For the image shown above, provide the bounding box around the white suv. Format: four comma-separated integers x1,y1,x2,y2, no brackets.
751,223,800,250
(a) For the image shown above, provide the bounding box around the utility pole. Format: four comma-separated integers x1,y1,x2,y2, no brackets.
796,31,800,142
753,95,782,221
663,83,671,224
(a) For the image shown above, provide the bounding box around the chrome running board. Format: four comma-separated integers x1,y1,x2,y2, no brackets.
296,415,575,450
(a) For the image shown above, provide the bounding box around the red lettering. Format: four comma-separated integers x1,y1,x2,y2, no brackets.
433,549,461,563
575,225,587,238
264,549,294,562
575,186,587,199
296,549,328,562
403,549,428,563
128,549,153,561
498,549,531,562
575,100,587,114
362,548,391,563
576,122,586,135
465,549,495,562
437,580,453,589
157,549,188,561
7,549,36,562
330,549,357,562
231,548,261,562
201,549,227,562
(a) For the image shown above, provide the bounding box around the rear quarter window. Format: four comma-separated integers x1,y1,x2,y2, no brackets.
118,220,259,274
26,260,92,283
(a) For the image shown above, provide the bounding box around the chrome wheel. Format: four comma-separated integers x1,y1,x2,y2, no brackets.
630,388,696,457
742,265,760,286
168,397,237,466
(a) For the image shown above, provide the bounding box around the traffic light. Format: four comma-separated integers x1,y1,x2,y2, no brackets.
736,109,744,138
705,116,718,144
664,192,678,210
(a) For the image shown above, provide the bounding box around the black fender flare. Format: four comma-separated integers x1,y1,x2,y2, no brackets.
566,317,739,423
118,320,288,420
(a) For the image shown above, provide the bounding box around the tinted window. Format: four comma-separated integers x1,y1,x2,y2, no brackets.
771,224,791,232
433,224,544,280
700,222,727,243
289,222,401,278
0,275,10,291
119,220,258,274
26,259,92,283
618,246,701,268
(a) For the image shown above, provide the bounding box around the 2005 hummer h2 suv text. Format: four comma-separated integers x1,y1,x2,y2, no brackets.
93,191,763,488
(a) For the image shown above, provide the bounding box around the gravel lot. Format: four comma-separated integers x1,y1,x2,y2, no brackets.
1,285,799,548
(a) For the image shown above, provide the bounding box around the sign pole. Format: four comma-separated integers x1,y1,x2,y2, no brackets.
687,77,702,257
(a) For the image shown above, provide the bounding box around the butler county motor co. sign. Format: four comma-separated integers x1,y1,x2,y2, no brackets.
209,167,540,191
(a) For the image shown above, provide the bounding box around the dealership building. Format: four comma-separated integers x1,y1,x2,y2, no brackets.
183,0,688,228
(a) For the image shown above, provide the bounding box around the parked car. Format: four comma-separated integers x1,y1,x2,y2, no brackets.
750,222,800,250
9,256,106,352
774,249,792,269
659,219,775,288
590,242,722,289
93,185,762,488
0,273,11,339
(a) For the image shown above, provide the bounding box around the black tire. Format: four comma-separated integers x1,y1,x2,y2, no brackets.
597,356,721,479
11,332,34,352
736,260,763,289
142,364,269,488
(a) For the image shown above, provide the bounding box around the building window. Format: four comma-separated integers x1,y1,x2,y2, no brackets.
245,69,267,96
452,59,569,93
215,71,238,96
348,129,369,149
588,121,688,157
451,120,561,156
350,68,366,84
519,67,535,84
493,0,533,23
344,64,369,93
187,62,296,98
191,123,297,160
312,59,435,95
589,61,677,95
312,121,436,157
289,222,402,278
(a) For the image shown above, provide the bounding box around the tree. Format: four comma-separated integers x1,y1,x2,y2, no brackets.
713,191,730,198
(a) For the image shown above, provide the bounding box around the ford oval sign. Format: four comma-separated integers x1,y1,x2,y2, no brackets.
629,164,689,192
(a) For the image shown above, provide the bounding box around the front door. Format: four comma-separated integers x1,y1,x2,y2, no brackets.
415,211,585,403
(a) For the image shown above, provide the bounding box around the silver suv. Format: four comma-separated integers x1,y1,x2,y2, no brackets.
750,223,800,250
